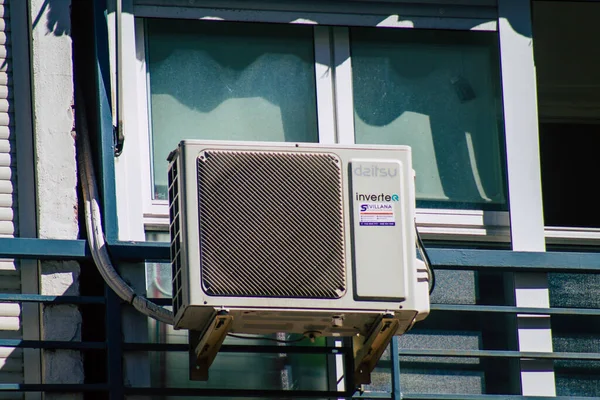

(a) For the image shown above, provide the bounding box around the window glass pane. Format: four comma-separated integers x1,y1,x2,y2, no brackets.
146,20,319,200
351,28,506,209
146,231,171,298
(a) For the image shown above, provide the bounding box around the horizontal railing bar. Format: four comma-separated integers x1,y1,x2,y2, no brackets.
124,387,355,397
146,301,600,317
8,338,594,360
0,340,105,350
353,392,393,399
0,384,109,392
123,343,186,351
1,238,600,273
107,240,170,261
0,293,105,304
149,298,170,305
138,246,600,272
402,395,595,400
429,248,600,272
0,238,169,262
431,304,600,316
397,349,600,360
0,238,89,260
218,344,349,354
123,343,349,354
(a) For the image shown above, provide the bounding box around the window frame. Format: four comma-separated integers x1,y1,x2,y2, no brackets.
111,4,511,242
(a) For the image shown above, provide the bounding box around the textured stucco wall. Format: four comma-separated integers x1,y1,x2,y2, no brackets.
29,0,83,398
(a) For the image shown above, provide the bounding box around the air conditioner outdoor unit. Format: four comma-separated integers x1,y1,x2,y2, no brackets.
167,140,430,383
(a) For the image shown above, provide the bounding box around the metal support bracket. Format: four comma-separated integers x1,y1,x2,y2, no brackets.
352,314,399,385
189,312,233,381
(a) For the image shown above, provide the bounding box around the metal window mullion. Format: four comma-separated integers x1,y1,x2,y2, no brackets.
332,27,355,145
314,26,336,145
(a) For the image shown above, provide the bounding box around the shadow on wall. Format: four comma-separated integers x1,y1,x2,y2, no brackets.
31,0,71,37
0,0,70,70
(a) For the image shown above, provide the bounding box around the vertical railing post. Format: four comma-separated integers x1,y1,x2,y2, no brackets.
343,337,356,398
390,337,401,400
106,287,124,400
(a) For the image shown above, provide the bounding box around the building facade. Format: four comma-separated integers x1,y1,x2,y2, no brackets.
0,0,599,398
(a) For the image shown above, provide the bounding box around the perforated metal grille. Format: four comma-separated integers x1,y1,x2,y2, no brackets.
168,160,183,316
197,150,346,298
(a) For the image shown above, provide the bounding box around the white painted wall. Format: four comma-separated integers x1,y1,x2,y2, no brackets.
29,0,83,398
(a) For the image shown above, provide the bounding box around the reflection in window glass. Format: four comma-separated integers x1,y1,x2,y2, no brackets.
351,28,506,209
146,20,318,200
146,231,171,298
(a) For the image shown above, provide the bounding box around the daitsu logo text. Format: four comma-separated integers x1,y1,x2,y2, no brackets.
353,165,398,178
355,193,400,202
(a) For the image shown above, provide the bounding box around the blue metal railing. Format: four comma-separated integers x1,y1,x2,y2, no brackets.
2,236,600,398
0,238,362,398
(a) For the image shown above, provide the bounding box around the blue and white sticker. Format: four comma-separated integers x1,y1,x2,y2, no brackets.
359,203,395,226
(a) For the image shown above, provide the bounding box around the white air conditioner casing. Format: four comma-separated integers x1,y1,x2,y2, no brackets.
168,140,430,338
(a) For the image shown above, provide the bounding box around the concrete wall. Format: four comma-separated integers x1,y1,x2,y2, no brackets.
29,0,83,398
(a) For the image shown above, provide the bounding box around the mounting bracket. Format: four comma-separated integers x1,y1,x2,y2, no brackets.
189,311,233,381
352,314,399,385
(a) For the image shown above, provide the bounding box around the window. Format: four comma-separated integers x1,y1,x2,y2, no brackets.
117,13,508,242
351,28,506,209
533,1,600,243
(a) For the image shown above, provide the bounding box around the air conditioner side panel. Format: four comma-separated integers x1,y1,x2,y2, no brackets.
180,143,204,313
167,148,187,326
